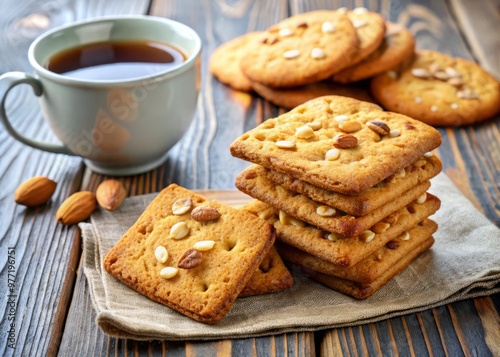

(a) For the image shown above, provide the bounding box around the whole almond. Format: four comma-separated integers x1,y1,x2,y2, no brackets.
56,191,97,225
14,176,57,207
333,133,358,149
191,206,221,222
96,179,126,211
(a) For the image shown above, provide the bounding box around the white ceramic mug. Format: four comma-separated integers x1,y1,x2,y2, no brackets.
0,15,201,175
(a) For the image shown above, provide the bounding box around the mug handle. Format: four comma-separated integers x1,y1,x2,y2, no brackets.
0,72,74,155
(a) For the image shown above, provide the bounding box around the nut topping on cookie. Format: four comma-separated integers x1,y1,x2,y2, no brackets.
445,67,461,78
276,140,296,149
450,103,459,109
295,125,315,139
338,120,362,133
399,231,411,241
170,222,190,239
321,21,336,33
359,230,376,243
447,77,464,87
191,206,221,222
415,192,427,204
352,19,368,29
307,121,322,130
311,48,326,59
411,68,431,79
390,129,401,137
316,205,336,217
279,28,293,37
193,240,216,251
159,266,178,278
386,240,400,250
172,197,193,215
178,248,203,269
284,49,300,59
366,120,391,135
456,88,479,99
155,246,169,263
333,133,358,149
334,114,349,122
325,148,340,161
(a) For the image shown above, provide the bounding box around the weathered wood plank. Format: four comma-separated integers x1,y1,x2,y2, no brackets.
287,0,499,355
0,1,150,357
448,0,500,78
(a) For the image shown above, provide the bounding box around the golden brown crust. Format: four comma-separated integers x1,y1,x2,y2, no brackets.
297,235,435,299
240,11,358,88
103,184,275,324
236,165,431,237
277,219,437,283
230,96,442,195
245,156,441,216
241,194,440,267
370,50,500,126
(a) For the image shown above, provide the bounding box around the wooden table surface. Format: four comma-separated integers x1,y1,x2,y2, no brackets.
1,0,499,356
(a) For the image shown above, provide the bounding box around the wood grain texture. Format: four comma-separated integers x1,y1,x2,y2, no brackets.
0,1,149,357
449,0,500,78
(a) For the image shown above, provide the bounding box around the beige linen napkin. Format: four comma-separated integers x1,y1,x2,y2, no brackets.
81,172,500,341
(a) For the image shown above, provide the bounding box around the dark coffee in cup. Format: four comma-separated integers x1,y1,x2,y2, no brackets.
45,40,186,80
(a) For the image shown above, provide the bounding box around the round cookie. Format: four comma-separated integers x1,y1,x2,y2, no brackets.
370,50,500,126
251,80,375,108
240,11,358,88
209,32,263,92
345,8,386,68
332,22,415,83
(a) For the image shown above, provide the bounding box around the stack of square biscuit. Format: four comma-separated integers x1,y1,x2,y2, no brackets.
231,95,443,299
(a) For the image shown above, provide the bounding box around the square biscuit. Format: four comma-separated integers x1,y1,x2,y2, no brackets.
277,219,438,284
236,166,431,238
230,95,442,195
242,194,440,267
295,235,435,299
261,155,442,216
239,245,293,298
103,184,275,324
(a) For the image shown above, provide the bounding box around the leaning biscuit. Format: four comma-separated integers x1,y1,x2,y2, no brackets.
236,165,431,238
244,155,441,216
230,95,442,195
209,32,262,92
370,50,500,126
239,245,293,297
104,184,275,324
295,235,435,299
242,194,440,267
277,218,438,283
